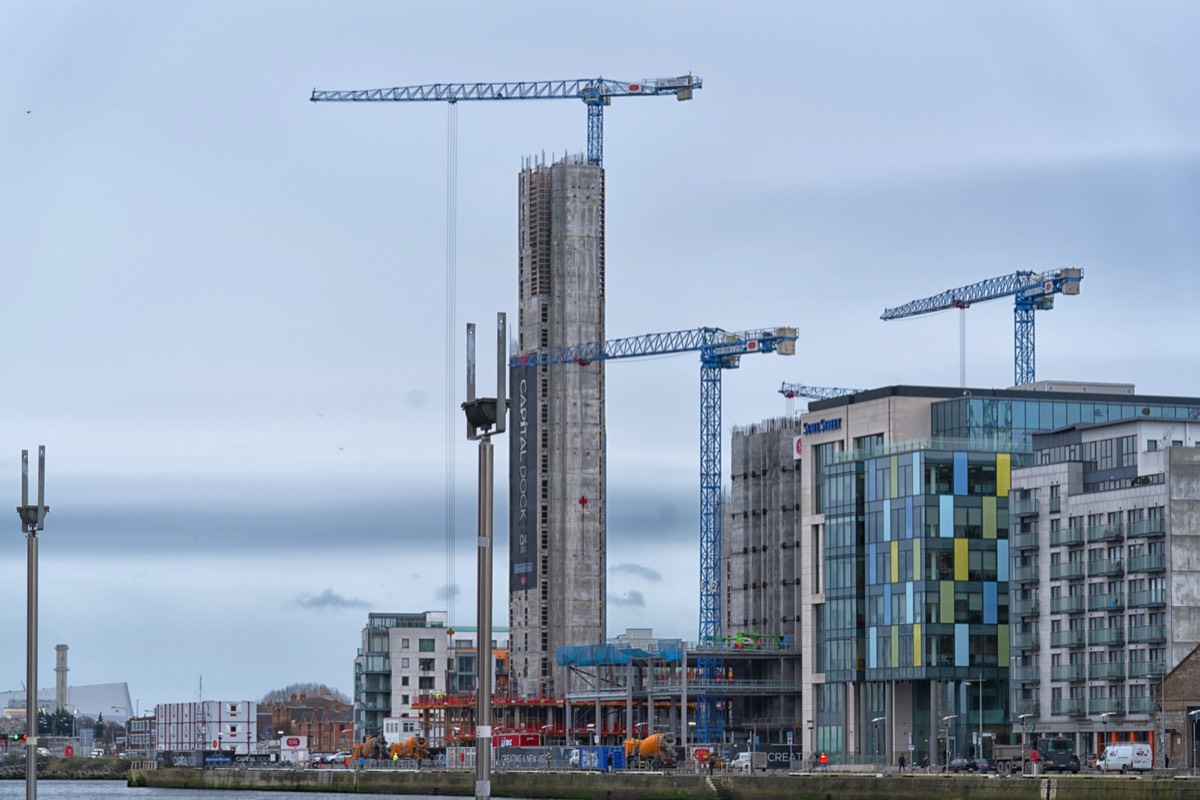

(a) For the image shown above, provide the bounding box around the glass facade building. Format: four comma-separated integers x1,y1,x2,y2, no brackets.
801,384,1200,765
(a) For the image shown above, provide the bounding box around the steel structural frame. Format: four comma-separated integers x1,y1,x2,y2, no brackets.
514,326,796,743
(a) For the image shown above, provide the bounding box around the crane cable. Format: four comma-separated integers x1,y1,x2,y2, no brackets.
445,101,458,626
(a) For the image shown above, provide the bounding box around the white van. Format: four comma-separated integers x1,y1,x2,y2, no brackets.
1097,743,1152,773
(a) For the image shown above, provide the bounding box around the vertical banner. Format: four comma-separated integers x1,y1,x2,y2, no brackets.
509,363,538,592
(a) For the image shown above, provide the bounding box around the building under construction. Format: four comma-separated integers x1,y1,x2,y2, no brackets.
509,154,607,698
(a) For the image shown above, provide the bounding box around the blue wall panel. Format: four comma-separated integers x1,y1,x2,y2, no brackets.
954,452,968,495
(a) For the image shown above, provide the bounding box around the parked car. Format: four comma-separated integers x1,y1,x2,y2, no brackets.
948,756,975,773
328,751,352,763
973,757,994,773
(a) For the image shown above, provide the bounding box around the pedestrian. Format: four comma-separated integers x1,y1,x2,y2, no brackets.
809,752,818,772
898,754,906,773
819,751,829,772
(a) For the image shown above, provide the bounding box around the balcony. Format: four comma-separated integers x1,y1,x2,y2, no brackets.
1128,624,1166,643
1012,563,1040,583
1128,661,1167,680
1127,695,1156,714
1129,590,1166,608
1089,661,1125,681
1051,527,1086,547
1088,593,1124,612
1049,496,1062,514
1089,697,1126,715
1088,558,1124,577
1051,562,1086,580
1088,628,1125,647
1087,523,1124,543
1128,553,1166,573
1052,698,1087,716
1012,531,1039,551
1051,664,1086,682
1127,519,1166,539
1013,631,1040,649
1012,498,1040,517
1052,595,1086,614
1012,701,1040,718
1051,630,1087,648
1011,596,1040,616
1011,664,1040,682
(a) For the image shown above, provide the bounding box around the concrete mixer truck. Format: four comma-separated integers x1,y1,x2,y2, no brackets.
624,732,677,768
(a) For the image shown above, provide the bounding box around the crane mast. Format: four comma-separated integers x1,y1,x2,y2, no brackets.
516,325,797,742
881,268,1083,386
311,75,702,166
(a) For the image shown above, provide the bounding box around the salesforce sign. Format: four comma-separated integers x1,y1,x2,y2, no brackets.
802,417,842,435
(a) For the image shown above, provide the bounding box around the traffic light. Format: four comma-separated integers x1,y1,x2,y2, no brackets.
9,734,26,742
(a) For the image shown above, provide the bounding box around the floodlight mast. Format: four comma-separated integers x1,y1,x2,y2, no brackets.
462,314,507,800
17,447,48,800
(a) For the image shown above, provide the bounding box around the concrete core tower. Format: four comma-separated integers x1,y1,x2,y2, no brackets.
510,154,606,696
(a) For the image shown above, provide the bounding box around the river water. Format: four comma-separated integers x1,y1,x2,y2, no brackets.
0,782,465,800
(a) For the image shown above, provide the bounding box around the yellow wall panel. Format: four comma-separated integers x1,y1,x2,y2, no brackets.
997,453,1010,497
891,541,899,583
955,538,968,581
914,623,922,667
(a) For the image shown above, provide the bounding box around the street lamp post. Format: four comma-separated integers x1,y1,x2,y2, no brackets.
1188,710,1200,769
964,675,984,759
17,447,49,800
1099,712,1109,769
871,717,886,765
941,715,958,769
1018,713,1033,773
462,316,506,800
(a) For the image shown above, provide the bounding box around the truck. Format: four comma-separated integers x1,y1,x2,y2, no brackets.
1034,736,1080,774
623,733,677,768
1097,743,1152,773
389,736,429,760
983,740,1029,774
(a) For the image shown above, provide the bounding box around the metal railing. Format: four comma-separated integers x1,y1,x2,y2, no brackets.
1086,523,1123,543
1051,596,1086,614
1051,630,1087,648
1051,664,1086,682
1088,628,1124,647
1011,498,1040,517
1088,559,1123,577
1051,562,1086,580
1051,527,1085,547
1128,590,1166,608
1128,624,1166,643
1127,553,1166,573
1127,519,1166,539
1088,593,1123,612
1088,662,1125,681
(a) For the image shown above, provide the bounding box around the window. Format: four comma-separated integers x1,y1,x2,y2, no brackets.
401,676,409,686
401,638,410,648
401,657,410,668
419,638,436,652
419,658,436,672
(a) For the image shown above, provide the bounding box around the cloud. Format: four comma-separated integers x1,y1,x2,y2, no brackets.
293,589,370,611
435,583,460,602
609,590,645,609
609,563,663,582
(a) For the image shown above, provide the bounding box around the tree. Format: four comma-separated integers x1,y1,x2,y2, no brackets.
94,713,105,742
261,683,350,705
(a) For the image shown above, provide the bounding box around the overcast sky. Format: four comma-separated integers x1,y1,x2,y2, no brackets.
2,2,1198,713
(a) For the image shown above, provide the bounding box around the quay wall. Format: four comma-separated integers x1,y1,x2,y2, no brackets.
134,767,1200,800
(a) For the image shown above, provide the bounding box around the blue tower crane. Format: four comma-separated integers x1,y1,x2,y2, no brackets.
515,325,797,742
778,383,864,417
311,75,702,166
779,383,863,401
880,268,1083,386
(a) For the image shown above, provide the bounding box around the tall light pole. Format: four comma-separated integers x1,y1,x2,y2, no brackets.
941,715,958,769
964,676,984,758
871,717,886,764
462,314,507,800
1100,712,1109,767
1018,713,1033,773
17,447,48,800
